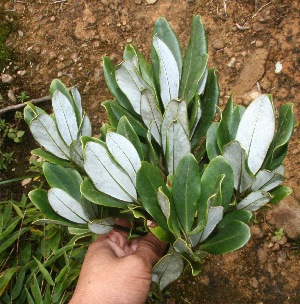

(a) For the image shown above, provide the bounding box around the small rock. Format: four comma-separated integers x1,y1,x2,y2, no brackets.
276,251,287,265
8,89,17,102
126,37,133,43
255,40,264,47
146,0,158,3
251,277,259,288
275,61,283,74
18,30,24,37
17,70,26,76
257,244,269,264
21,178,32,187
227,57,236,68
212,38,225,50
50,16,56,22
134,0,142,4
1,74,14,84
267,199,300,240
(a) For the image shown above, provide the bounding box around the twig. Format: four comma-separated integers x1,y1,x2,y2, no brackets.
0,95,51,115
252,1,274,19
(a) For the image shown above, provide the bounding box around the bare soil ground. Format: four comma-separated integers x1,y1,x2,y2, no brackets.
0,0,299,303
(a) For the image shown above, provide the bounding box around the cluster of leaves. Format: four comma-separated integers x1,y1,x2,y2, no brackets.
0,195,93,303
23,15,294,293
0,112,25,170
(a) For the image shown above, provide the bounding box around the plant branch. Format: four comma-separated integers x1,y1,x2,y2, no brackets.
0,95,51,116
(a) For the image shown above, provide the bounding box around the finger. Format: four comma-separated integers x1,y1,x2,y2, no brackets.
134,233,167,266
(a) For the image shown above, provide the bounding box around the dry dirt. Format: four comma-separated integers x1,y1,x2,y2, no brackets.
0,0,299,303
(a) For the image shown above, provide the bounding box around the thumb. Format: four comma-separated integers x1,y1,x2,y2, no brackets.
134,233,167,266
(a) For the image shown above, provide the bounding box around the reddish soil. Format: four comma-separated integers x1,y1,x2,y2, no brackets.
0,0,299,303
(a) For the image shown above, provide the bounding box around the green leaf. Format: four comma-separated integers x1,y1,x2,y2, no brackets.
11,268,26,299
173,154,200,233
136,162,169,232
223,141,254,193
216,95,233,151
24,103,46,125
264,103,294,170
229,104,245,140
191,69,219,149
52,90,78,145
161,100,190,174
237,191,271,211
48,188,89,223
153,36,180,108
269,185,292,204
106,132,141,185
189,94,202,136
115,61,150,114
29,189,80,227
33,256,54,286
0,267,20,295
217,210,252,230
50,79,73,103
30,275,43,303
109,101,148,138
199,156,234,212
157,186,181,237
236,95,275,174
152,17,183,82
180,16,208,104
70,140,84,167
133,46,156,90
206,122,221,160
31,148,72,167
43,163,82,201
88,218,115,234
190,206,223,247
117,116,144,160
0,217,21,242
251,169,284,192
81,179,127,209
140,89,162,144
84,141,137,202
102,101,120,128
30,113,70,159
103,56,135,112
0,228,29,254
199,221,250,254
152,250,184,291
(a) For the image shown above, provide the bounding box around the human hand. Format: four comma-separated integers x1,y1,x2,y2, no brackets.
69,226,167,304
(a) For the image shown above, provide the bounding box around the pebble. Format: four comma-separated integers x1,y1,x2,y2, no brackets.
227,57,236,68
8,89,16,102
251,277,259,288
276,251,287,265
134,0,142,4
18,30,24,37
50,16,56,22
267,200,300,240
256,40,264,47
1,74,14,84
212,38,225,50
126,37,133,43
21,178,32,187
146,0,157,3
17,70,26,76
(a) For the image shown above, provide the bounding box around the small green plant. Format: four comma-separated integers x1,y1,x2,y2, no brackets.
0,151,14,170
24,15,294,298
0,112,25,145
274,227,285,240
0,195,92,303
17,91,30,103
